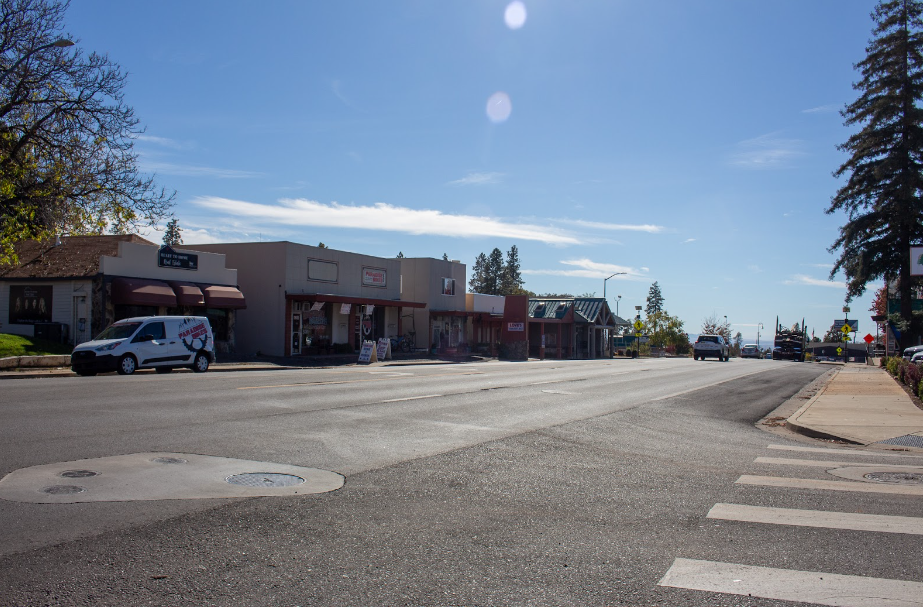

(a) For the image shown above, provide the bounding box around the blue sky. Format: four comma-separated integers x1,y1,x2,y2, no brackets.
64,0,883,344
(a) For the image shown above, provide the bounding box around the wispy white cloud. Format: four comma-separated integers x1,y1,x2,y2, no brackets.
447,172,504,186
804,262,834,270
523,258,646,280
141,161,264,179
135,135,192,150
802,104,839,114
331,79,361,111
748,265,763,273
729,133,805,169
557,219,666,233
681,238,696,244
190,196,580,245
784,274,846,288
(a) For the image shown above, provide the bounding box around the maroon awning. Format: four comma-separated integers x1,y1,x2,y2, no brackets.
293,293,426,309
110,277,176,307
203,285,247,309
167,281,205,306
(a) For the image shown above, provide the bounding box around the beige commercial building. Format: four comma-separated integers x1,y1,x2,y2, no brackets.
399,257,468,353
0,236,245,350
187,242,427,357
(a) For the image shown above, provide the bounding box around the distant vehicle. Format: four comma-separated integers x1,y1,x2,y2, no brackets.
740,344,760,359
902,345,923,361
765,352,772,359
71,316,215,376
772,317,806,362
911,351,923,364
694,334,730,361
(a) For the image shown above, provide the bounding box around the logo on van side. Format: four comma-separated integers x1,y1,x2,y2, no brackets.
179,318,209,352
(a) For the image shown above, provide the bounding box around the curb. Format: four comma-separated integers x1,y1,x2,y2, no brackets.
783,367,863,445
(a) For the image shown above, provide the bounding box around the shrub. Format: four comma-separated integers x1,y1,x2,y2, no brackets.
887,356,901,376
898,359,907,383
905,363,923,393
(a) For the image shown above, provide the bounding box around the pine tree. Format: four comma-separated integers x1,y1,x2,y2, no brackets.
500,245,524,295
396,251,404,258
827,0,923,346
442,253,449,261
469,252,488,292
484,248,505,295
645,281,664,315
162,218,182,246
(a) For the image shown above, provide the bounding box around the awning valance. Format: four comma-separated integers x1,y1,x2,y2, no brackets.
111,277,176,307
203,285,247,310
167,281,205,306
289,293,426,309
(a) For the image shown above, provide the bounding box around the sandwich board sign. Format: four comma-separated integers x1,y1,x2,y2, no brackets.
358,340,377,364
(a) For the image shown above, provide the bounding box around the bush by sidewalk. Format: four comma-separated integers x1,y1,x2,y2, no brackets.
0,333,72,358
882,355,923,400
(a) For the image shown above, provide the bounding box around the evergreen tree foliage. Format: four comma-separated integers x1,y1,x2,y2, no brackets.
162,218,182,246
396,251,404,258
485,248,504,295
442,253,449,261
827,0,923,345
645,281,664,315
468,252,487,292
500,244,524,295
701,314,731,340
318,242,328,249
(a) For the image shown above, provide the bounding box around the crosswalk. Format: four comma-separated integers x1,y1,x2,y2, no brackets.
658,443,923,606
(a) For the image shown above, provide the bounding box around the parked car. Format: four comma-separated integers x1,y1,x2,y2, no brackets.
740,344,760,359
911,351,923,364
903,345,923,361
694,334,730,361
71,316,215,376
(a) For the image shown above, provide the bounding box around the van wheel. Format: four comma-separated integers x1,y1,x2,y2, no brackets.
155,366,173,374
192,352,209,373
117,354,137,375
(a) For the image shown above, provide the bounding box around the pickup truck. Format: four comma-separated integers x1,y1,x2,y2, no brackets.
694,334,730,361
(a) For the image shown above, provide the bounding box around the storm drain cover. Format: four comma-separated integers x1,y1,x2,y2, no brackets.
226,473,305,488
864,471,923,485
151,457,187,464
877,434,923,449
42,485,86,495
60,470,98,478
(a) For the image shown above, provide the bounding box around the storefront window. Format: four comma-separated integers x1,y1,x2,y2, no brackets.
206,308,229,342
303,305,331,348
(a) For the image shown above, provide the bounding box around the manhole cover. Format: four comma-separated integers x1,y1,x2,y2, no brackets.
152,457,188,464
864,471,923,485
877,434,923,448
226,473,305,488
42,485,86,495
60,470,98,478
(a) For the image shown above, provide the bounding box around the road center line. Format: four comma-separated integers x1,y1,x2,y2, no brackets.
707,503,923,535
736,475,923,496
659,558,923,606
237,371,484,390
380,395,443,403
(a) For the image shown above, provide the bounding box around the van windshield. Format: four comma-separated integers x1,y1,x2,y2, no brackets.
95,322,141,341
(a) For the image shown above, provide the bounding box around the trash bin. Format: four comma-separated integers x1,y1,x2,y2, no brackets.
33,322,62,343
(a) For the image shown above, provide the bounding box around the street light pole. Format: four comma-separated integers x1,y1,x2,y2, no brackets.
757,322,763,349
616,295,621,318
0,38,73,82
603,272,626,302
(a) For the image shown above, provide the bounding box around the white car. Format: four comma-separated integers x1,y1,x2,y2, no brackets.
903,345,923,361
694,334,730,361
71,316,215,376
740,344,760,359
911,351,923,364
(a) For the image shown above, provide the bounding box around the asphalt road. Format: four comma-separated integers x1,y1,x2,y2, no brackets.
1,358,921,606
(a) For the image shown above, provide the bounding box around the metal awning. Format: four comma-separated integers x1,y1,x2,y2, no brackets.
110,277,176,307
203,285,247,309
167,281,205,307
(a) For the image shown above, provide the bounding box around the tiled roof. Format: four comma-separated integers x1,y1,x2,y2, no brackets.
0,235,154,279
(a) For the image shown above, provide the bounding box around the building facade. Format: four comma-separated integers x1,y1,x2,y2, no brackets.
0,236,245,350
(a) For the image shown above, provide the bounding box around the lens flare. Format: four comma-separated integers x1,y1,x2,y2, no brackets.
486,91,512,123
504,1,527,30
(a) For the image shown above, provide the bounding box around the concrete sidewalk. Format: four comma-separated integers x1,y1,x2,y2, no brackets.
787,365,923,448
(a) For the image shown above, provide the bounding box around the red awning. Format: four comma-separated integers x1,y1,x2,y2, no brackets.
203,285,247,309
291,293,426,309
167,281,205,306
110,277,176,307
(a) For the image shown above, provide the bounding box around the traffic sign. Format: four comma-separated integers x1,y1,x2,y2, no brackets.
833,319,858,332
836,347,843,354
863,334,874,344
633,320,644,331
634,332,642,338
841,323,852,335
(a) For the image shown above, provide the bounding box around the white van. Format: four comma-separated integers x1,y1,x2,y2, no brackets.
71,316,215,376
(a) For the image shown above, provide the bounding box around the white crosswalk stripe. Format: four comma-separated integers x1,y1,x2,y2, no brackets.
659,558,923,607
659,443,923,604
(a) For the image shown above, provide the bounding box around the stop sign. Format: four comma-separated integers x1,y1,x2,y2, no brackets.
864,333,874,344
